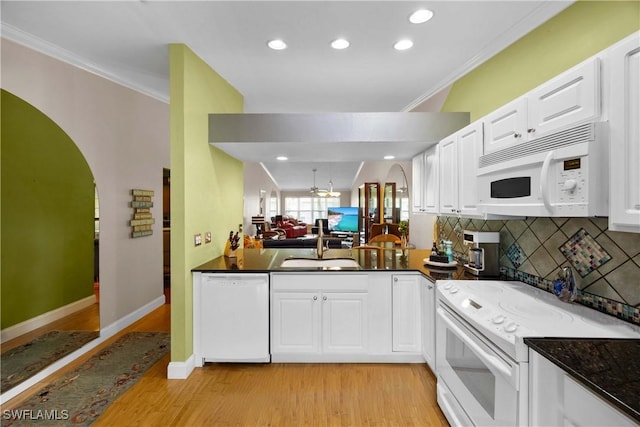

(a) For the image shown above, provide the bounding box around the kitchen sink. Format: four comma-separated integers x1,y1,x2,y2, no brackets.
279,258,360,269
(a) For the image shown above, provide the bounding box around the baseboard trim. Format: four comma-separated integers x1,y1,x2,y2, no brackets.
1,296,96,343
0,294,166,406
99,295,165,338
269,353,426,363
167,354,195,379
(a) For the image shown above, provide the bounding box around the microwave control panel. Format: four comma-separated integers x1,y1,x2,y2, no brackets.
556,158,586,203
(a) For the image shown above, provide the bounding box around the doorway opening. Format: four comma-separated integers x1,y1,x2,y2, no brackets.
163,168,170,303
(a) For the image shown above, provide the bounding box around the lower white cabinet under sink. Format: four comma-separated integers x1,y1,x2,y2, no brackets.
270,272,425,363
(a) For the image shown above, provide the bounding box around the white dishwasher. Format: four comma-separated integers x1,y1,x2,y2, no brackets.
194,273,270,364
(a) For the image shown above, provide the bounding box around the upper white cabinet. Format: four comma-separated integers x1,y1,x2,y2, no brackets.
484,57,601,155
528,57,600,136
438,121,483,217
438,134,458,214
412,145,439,214
608,33,640,233
484,97,528,154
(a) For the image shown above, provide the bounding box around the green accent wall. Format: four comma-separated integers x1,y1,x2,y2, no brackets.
442,1,640,121
169,45,244,361
1,90,94,329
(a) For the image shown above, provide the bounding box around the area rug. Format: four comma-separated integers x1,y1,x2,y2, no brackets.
1,330,100,393
1,331,170,426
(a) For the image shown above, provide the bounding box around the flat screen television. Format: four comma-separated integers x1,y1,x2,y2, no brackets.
328,207,359,232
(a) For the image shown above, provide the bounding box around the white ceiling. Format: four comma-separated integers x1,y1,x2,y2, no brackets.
1,0,573,191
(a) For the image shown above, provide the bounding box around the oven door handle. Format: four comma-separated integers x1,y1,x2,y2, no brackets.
438,307,516,385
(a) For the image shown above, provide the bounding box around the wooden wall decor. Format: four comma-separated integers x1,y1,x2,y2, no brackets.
130,189,154,238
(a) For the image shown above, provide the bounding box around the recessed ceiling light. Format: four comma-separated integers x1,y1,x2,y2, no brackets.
409,9,434,24
384,155,395,160
331,38,350,50
276,156,288,161
394,39,413,51
267,39,287,50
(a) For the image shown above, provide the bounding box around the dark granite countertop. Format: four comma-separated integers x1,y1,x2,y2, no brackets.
525,338,640,423
192,247,481,282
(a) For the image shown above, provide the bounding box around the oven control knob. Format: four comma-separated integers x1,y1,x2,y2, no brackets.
444,283,452,290
492,315,505,324
450,287,459,294
504,322,518,333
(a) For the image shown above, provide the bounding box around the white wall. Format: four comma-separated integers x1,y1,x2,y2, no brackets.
243,162,280,236
2,39,170,328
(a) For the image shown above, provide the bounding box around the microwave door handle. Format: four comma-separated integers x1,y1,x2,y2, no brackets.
437,308,515,384
540,151,554,215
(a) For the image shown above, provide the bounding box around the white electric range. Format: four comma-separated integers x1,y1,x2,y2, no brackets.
435,280,640,427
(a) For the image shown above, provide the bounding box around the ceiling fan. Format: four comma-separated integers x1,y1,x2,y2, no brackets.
309,168,341,198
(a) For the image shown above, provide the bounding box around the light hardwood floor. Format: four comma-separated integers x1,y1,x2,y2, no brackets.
4,303,449,426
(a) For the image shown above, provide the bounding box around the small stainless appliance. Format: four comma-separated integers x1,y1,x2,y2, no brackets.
462,230,500,276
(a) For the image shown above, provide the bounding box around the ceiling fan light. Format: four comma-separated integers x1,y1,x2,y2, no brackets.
331,38,350,50
394,39,413,51
267,39,287,50
409,9,434,24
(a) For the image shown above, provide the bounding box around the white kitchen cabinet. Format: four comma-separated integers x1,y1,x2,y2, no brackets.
484,57,600,155
322,292,368,354
271,291,321,354
608,32,640,233
270,274,368,360
392,274,422,353
483,97,528,155
421,276,436,373
530,349,637,427
412,151,426,213
528,57,600,137
438,135,458,214
438,121,483,217
412,145,439,214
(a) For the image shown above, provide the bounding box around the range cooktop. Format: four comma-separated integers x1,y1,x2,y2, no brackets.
436,280,640,362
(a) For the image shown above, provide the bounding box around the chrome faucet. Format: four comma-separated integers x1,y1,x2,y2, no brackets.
316,219,325,259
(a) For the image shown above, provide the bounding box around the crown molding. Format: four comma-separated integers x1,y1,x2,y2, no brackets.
1,23,169,104
402,1,574,112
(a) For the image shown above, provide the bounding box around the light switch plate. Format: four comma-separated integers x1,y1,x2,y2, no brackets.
205,232,211,243
194,234,202,246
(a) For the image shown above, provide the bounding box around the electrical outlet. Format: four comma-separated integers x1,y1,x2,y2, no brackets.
205,232,211,243
238,223,243,233
194,234,202,246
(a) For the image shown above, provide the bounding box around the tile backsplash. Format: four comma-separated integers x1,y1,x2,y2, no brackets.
436,216,640,325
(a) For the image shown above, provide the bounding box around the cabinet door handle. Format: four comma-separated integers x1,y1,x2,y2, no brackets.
394,277,398,282
514,133,522,138
322,295,327,301
527,128,536,134
313,295,318,301
428,285,433,290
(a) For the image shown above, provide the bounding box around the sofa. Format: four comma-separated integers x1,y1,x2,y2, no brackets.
272,215,307,238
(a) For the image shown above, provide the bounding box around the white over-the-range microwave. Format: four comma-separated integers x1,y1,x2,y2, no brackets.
477,121,608,217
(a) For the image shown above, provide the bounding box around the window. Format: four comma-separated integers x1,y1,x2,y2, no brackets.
284,197,341,224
